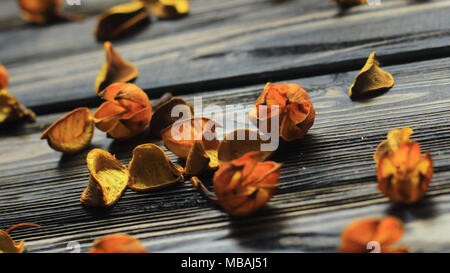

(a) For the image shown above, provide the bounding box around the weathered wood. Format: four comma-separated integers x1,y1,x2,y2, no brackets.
1,56,450,252
2,0,450,114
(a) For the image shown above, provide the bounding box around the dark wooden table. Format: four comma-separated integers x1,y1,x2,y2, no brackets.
1,0,450,253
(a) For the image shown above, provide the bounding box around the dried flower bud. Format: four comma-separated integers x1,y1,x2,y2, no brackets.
128,144,184,191
94,2,150,41
161,117,220,158
95,42,139,95
0,91,35,125
185,139,219,175
349,51,394,99
139,0,189,19
340,216,407,253
17,0,82,24
0,64,8,90
80,149,129,207
40,107,94,154
94,83,152,140
89,233,148,253
213,152,281,216
218,129,275,164
0,223,40,253
149,97,192,138
251,82,315,142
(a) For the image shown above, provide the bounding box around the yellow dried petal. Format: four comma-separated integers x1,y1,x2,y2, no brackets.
0,223,39,253
81,149,129,207
94,2,150,41
89,233,148,253
95,42,139,95
349,51,394,99
40,107,94,154
128,144,183,191
149,97,192,138
218,129,274,164
0,91,35,125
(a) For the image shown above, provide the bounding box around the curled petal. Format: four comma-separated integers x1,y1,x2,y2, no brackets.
149,97,192,138
81,149,129,207
349,51,394,99
185,140,219,175
128,144,184,191
0,223,40,253
40,107,94,154
94,42,139,94
217,129,274,164
95,2,150,41
89,233,148,253
161,117,221,158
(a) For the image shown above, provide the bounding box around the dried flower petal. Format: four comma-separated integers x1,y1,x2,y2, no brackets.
95,42,139,95
140,0,189,19
0,91,35,125
89,233,148,253
80,149,129,207
349,51,394,99
0,64,8,90
213,151,281,216
94,2,150,41
128,144,184,191
185,139,219,175
339,216,407,253
218,129,275,164
161,117,220,158
17,0,82,24
374,128,433,203
251,82,315,142
0,223,40,253
94,83,152,140
149,97,192,138
40,107,94,154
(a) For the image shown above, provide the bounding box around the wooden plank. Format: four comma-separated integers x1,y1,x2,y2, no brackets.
2,0,450,113
1,56,450,252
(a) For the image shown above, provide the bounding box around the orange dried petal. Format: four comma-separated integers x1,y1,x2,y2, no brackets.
161,117,220,158
372,216,404,250
89,233,148,253
80,149,129,207
217,129,274,164
374,127,413,165
0,223,39,253
128,144,183,191
40,107,94,154
94,42,139,94
94,2,150,41
0,64,8,90
349,51,394,99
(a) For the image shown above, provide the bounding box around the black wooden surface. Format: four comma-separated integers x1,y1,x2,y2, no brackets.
1,0,450,253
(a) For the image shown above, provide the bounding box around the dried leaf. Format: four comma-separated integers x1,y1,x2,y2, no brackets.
17,0,83,24
374,128,433,203
140,0,189,19
89,233,148,253
160,117,220,158
80,149,129,207
251,82,315,142
0,223,40,253
149,97,192,138
218,129,274,164
185,139,219,175
128,144,184,191
94,2,150,41
40,107,94,154
349,51,394,99
94,83,152,140
340,216,407,253
0,64,8,90
213,152,281,216
94,42,139,95
0,91,35,125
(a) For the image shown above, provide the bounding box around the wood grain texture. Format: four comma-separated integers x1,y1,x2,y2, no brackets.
1,56,450,252
2,0,450,114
